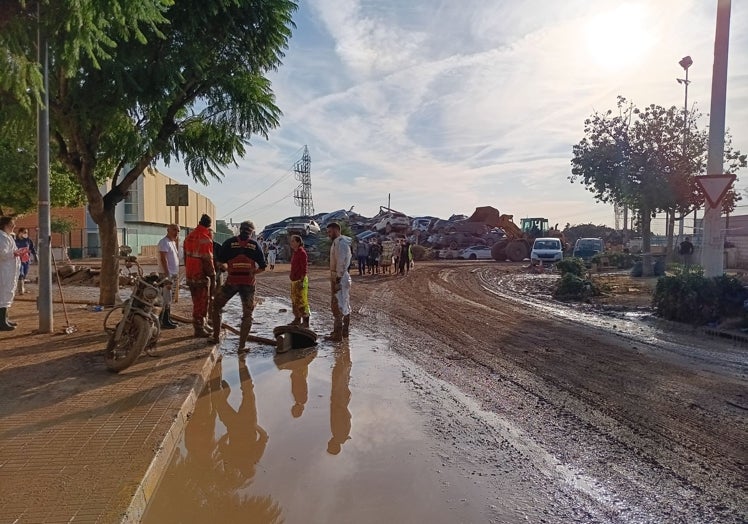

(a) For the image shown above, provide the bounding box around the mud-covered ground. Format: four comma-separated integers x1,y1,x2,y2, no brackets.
256,260,747,523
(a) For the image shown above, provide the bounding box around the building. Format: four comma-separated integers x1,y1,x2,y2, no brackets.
15,167,218,259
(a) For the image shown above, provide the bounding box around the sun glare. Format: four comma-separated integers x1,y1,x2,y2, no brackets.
585,3,653,71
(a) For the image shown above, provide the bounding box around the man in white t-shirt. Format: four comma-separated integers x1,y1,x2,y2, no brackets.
158,223,181,329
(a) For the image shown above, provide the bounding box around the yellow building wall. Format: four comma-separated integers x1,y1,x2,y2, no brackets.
141,167,216,227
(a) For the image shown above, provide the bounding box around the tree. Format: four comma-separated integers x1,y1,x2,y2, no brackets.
571,96,745,254
2,0,297,304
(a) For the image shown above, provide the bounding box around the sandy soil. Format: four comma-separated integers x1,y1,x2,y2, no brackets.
7,259,746,522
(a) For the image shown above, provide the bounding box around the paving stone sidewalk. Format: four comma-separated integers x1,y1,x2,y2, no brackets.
0,285,217,523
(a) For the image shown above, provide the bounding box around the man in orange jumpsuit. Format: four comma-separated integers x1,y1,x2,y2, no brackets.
183,214,216,337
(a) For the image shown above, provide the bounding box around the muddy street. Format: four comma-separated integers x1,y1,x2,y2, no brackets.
146,261,746,523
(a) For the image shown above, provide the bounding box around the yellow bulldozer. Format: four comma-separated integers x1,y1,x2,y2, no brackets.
465,207,566,262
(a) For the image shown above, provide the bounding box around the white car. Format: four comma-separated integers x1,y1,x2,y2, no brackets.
531,237,564,265
286,217,321,236
458,245,493,260
373,213,410,233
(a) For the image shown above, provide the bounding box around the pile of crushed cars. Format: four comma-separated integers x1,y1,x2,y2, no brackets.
257,205,509,261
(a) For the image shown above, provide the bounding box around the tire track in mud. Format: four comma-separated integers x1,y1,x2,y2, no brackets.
258,263,747,523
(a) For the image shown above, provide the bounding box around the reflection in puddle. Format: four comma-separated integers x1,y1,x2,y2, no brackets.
143,298,537,523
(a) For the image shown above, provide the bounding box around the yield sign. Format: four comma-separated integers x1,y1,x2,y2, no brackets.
695,174,736,208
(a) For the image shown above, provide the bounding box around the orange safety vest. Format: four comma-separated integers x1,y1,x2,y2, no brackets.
183,225,214,280
225,240,257,286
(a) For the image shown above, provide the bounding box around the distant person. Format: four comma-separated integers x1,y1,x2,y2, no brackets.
266,242,277,271
0,216,21,330
157,223,180,329
183,214,216,337
355,239,369,276
288,234,310,328
368,239,381,275
325,222,352,341
392,239,402,271
399,239,411,275
211,220,266,352
14,227,36,296
679,237,694,268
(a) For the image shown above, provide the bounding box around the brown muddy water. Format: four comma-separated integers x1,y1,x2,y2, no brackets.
142,298,594,523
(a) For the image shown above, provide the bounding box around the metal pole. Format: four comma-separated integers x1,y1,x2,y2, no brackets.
677,56,692,238
37,8,53,333
701,0,731,277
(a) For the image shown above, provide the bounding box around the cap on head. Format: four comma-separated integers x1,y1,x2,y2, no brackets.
199,214,212,228
326,221,341,231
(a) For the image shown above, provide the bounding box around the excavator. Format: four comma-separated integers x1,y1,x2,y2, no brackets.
465,207,566,262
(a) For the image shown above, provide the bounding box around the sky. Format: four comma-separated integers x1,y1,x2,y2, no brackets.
158,0,748,232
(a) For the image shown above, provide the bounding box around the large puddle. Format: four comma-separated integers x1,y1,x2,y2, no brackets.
143,298,524,523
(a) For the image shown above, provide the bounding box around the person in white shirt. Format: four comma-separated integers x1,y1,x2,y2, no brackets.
325,222,352,341
157,223,181,329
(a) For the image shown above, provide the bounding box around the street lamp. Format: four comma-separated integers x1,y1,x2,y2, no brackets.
676,55,692,238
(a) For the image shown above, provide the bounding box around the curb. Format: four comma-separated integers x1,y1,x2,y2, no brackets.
120,343,221,523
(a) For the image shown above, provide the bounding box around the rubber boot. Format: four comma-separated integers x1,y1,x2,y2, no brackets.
165,307,178,328
208,310,222,344
342,315,350,338
237,317,252,353
160,308,176,330
0,308,15,331
324,318,343,342
302,316,310,328
193,319,211,338
17,277,25,295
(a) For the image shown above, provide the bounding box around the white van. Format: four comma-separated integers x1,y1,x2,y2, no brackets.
531,237,564,265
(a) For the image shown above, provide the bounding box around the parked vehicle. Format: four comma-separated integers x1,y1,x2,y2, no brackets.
103,248,171,372
458,245,493,260
411,216,436,232
530,237,564,265
573,238,605,264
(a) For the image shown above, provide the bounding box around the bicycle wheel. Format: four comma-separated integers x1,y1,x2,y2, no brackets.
105,315,151,372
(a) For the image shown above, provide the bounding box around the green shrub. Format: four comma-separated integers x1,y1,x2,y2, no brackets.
555,257,586,276
592,252,637,269
553,273,599,300
652,267,747,325
410,244,429,261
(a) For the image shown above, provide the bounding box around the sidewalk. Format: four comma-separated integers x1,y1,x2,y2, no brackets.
0,285,218,523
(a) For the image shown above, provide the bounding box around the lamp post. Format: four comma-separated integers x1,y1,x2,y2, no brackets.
676,55,692,239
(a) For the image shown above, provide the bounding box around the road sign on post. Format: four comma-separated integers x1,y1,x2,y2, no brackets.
695,174,735,208
165,184,189,225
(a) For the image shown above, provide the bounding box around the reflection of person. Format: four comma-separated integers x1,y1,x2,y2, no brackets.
275,350,317,418
157,223,180,329
183,214,216,337
326,222,352,341
679,237,694,267
327,345,352,455
0,217,21,331
211,221,266,352
214,357,268,480
14,227,35,296
288,234,310,327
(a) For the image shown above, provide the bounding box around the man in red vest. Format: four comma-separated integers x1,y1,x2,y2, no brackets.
211,220,266,351
183,214,216,337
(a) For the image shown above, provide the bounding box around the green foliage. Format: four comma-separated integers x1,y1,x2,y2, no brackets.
555,257,586,277
215,220,233,236
553,273,600,301
50,217,76,234
563,223,620,247
652,267,747,325
410,244,427,261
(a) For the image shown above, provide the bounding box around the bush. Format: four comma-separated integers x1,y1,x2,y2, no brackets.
553,273,600,300
556,257,586,277
410,244,429,261
592,252,637,269
652,267,748,325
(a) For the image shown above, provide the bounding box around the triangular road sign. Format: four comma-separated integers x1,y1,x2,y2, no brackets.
696,174,736,208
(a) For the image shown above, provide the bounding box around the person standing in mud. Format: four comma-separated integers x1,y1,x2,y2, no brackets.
0,217,21,330
211,220,266,352
399,239,411,275
325,222,352,341
266,241,277,271
157,223,180,329
183,214,216,337
288,234,310,327
327,345,352,455
14,227,35,296
355,238,369,276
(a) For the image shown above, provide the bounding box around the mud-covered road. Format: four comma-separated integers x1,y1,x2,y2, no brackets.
258,261,747,523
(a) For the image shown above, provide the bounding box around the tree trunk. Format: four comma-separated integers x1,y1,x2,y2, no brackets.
641,208,652,253
666,209,676,259
96,207,120,305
